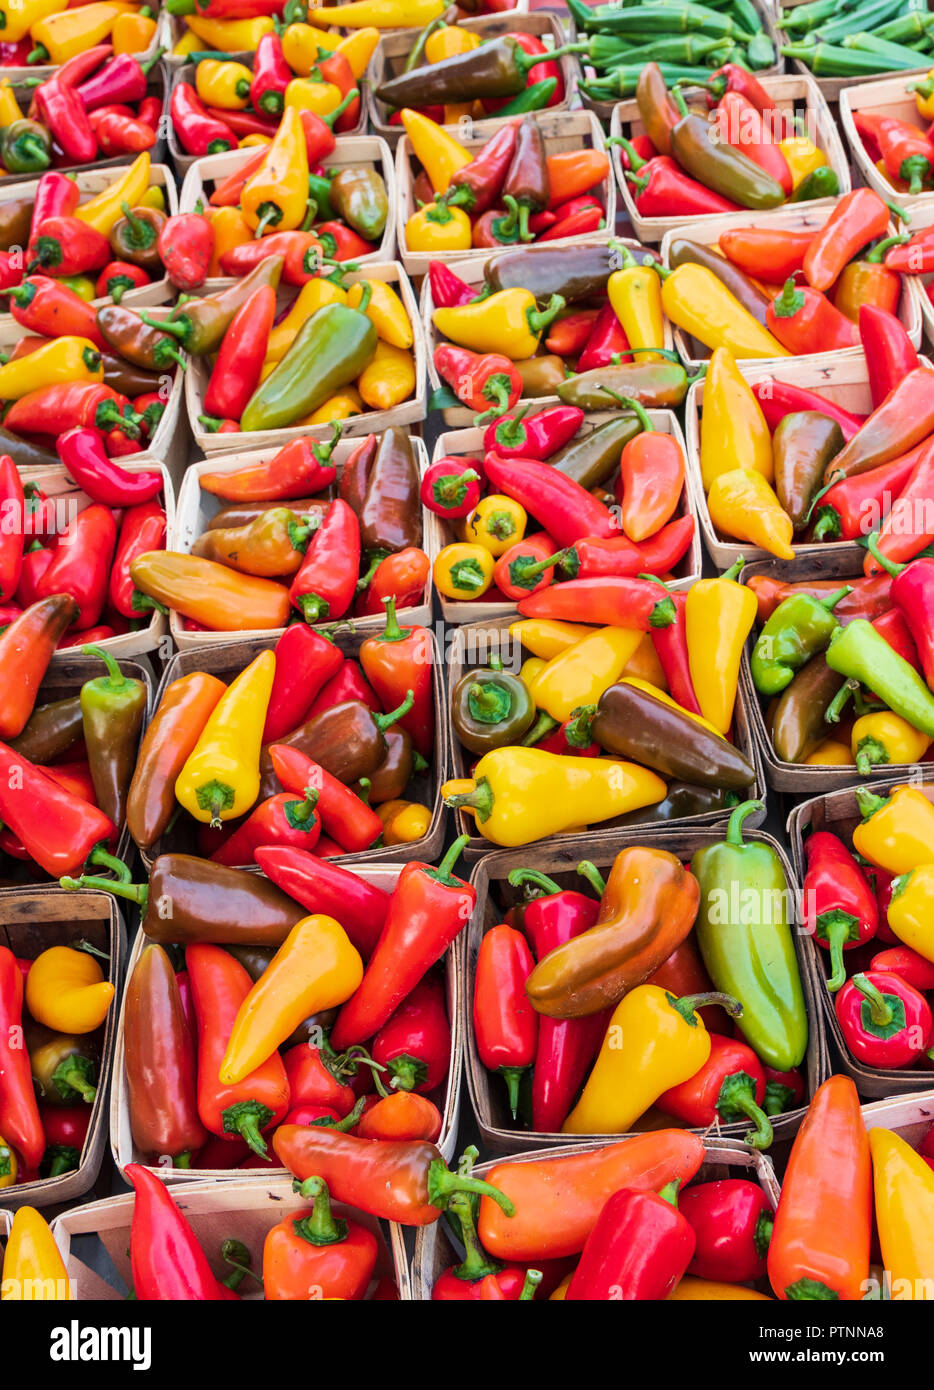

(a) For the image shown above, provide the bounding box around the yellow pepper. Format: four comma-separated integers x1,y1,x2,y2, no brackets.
528,627,643,723
622,633,668,689
707,469,794,560
660,263,790,359
0,1207,71,1301
607,254,666,364
241,105,308,236
885,863,934,962
140,185,164,211
443,746,665,846
869,1128,934,1298
669,1277,772,1301
562,985,719,1134
358,341,415,409
75,153,151,235
915,70,934,121
196,58,254,112
406,200,472,252
508,619,597,659
852,711,931,776
550,1274,571,1300
175,650,275,827
284,74,344,117
29,2,134,64
685,559,758,735
400,108,470,194
433,541,494,600
25,946,114,1035
301,385,363,425
0,1134,15,1189
220,915,363,1085
804,738,853,766
777,134,825,190
185,14,275,52
464,494,527,557
0,336,103,400
0,0,59,45
112,9,157,53
434,287,565,361
266,277,346,361
335,27,380,79
346,279,413,348
0,78,23,126
520,656,547,688
307,0,446,27
425,25,479,61
376,798,432,844
700,347,773,491
207,205,252,275
240,134,272,147
853,783,934,875
281,22,339,74
173,28,202,57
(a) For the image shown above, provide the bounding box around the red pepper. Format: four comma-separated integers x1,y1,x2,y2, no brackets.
219,231,322,288
270,744,382,855
802,831,878,991
27,216,110,278
679,1179,773,1284
125,1163,239,1301
315,220,372,261
0,457,24,604
568,515,695,580
483,405,584,462
428,259,475,309
715,91,793,195
763,1065,805,1116
809,443,924,543
15,544,53,609
75,50,158,109
835,970,932,1068
877,115,934,194
204,106,278,141
0,593,80,740
210,789,321,866
884,226,934,274
492,530,566,603
646,588,701,714
623,147,741,217
254,845,388,959
705,62,772,112
203,284,275,422
307,657,380,719
170,83,235,157
34,76,97,164
858,304,920,412
434,344,522,421
803,189,893,292
532,711,601,757
7,276,107,350
39,1102,91,1175
371,974,449,1095
283,1043,357,1117
517,575,677,628
250,31,291,117
871,945,934,992
419,458,483,519
316,48,360,132
209,147,267,208
660,1033,773,1149
331,837,473,1049
353,1090,440,1142
484,450,618,546
865,537,934,689
566,1184,695,1300
263,625,343,743
432,1193,534,1300
873,607,922,674
866,439,934,572
473,923,537,1119
0,741,117,878
200,428,338,503
35,502,117,630
543,309,599,357
0,760,98,861
263,1175,378,1300
356,547,430,617
96,259,149,303
576,299,630,373
137,96,162,132
752,378,865,441
613,133,656,171
108,501,166,620
133,391,166,443
356,597,433,757
444,123,517,217
157,212,214,294
767,278,860,354
27,172,80,259
289,498,360,623
719,227,813,284
0,946,45,1172
614,407,684,542
0,250,23,291
57,426,161,508
88,108,156,155
186,943,290,1158
537,205,604,242
873,868,899,945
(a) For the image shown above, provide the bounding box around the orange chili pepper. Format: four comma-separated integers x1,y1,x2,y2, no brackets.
546,148,610,209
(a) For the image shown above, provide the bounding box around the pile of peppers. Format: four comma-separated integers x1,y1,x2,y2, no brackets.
0,0,158,71
853,81,934,197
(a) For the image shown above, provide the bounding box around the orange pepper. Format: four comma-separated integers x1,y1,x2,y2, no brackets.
545,149,610,208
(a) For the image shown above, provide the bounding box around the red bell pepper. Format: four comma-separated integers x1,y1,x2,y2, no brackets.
434,344,522,421
473,923,537,1119
859,304,919,409
356,547,429,618
7,276,106,350
870,944,934,992
282,1043,357,1118
659,1033,773,1150
269,744,383,855
96,259,150,303
289,498,360,623
565,1184,695,1300
358,597,434,759
835,970,932,1068
39,1102,91,1175
125,1163,239,1300
210,789,321,867
0,946,45,1171
877,115,934,194
484,451,618,547
109,500,166,620
89,108,157,155
428,259,476,309
679,1179,773,1284
254,846,388,960
767,278,860,354
763,1065,805,1117
34,76,97,164
203,284,275,422
483,405,584,462
371,974,450,1095
170,83,235,156
250,32,291,117
802,831,878,991
419,458,483,519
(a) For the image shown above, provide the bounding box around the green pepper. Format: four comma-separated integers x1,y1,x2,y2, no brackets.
9,695,84,764
751,587,850,697
241,302,377,433
692,800,809,1072
773,411,844,529
0,118,51,174
557,360,694,411
79,644,148,829
307,173,336,223
790,166,840,202
771,654,846,764
825,618,934,737
669,88,785,209
493,79,557,117
451,660,535,755
328,166,388,243
141,256,284,357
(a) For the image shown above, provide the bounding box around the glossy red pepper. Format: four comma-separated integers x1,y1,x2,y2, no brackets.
34,503,116,630
289,498,360,623
34,76,96,164
428,259,475,309
659,1034,773,1150
210,789,321,867
803,189,892,293
767,278,859,355
0,742,117,878
57,426,161,507
859,304,919,410
262,1176,378,1301
109,501,166,620
262,626,343,743
835,970,932,1068
865,441,934,574
283,1043,356,1118
517,575,677,628
89,108,157,156
650,589,702,715
306,657,380,719
715,91,793,195
810,444,924,544
802,831,878,991
419,458,482,519
679,1179,773,1284
870,944,934,992
752,378,865,442
484,451,618,547
877,115,934,194
125,1163,239,1300
763,1065,806,1117
492,530,566,604
39,1102,91,1175
625,151,741,217
6,382,137,439
251,32,291,117
444,124,518,218
315,221,371,261
203,284,276,422
0,457,24,604
7,276,106,350
543,309,599,357
96,259,150,303
483,405,584,462
358,597,434,760
356,547,430,618
170,83,235,156
0,946,45,1171
705,62,772,112
200,428,338,503
577,299,630,373
371,974,450,1095
254,845,389,960
269,744,382,855
565,1184,695,1300
473,923,537,1120
434,344,522,422
568,516,695,580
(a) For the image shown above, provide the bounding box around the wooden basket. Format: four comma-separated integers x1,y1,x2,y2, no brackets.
169,433,431,646
426,411,701,626
395,108,614,278
422,242,672,428
177,136,397,285
185,261,426,453
611,73,847,245
787,773,934,1098
444,617,767,861
683,350,902,570
365,9,575,145
777,0,934,103
49,1175,411,1299
839,75,934,203
900,193,934,352
739,551,933,793
111,890,463,1175
411,1138,781,1298
660,204,924,371
0,888,126,1210
16,458,175,659
136,632,448,867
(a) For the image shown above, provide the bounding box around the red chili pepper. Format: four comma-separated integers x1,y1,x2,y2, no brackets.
752,378,865,441
531,711,601,757
0,946,45,1172
315,220,372,261
660,1034,773,1149
157,212,214,294
34,76,96,164
289,498,360,623
444,123,517,218
767,278,860,354
27,172,80,259
566,1184,695,1300
137,96,162,131
210,789,321,866
0,250,23,291
715,91,793,195
884,226,934,274
262,625,343,743
434,344,522,421
133,391,166,443
483,451,618,546
428,259,475,309
27,216,110,278
809,443,924,544
316,48,360,132
877,115,934,194
203,284,276,422
836,970,932,1068
170,83,235,157
419,458,483,519
56,426,161,508
646,589,701,714
872,607,922,674
0,593,78,742
34,502,117,630
568,515,695,580
371,974,450,1095
542,309,598,357
204,105,278,140
535,206,603,242
577,299,630,373
613,407,684,542
254,846,389,960
0,457,24,604
107,501,165,621
484,405,584,462
249,31,291,117
853,109,886,162
865,538,934,689
88,107,156,155
803,189,893,292
200,428,339,503
219,230,322,288
125,1163,239,1300
473,923,537,1119
304,663,378,725
7,276,107,350
75,50,158,109
15,544,53,609
0,741,117,878
802,831,879,992
358,597,434,759
705,62,772,112
866,438,934,572
858,304,920,411
623,147,741,216
96,259,149,304
0,760,98,861
270,744,382,855
517,575,677,628
355,547,430,618
871,944,934,992
679,1179,773,1284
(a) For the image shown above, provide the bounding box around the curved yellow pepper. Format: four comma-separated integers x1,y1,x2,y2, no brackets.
607,260,666,364
443,746,666,846
685,561,757,735
853,783,934,875
173,28,201,56
869,1128,934,1298
336,27,381,79
406,201,472,252
915,70,934,121
75,153,151,235
301,386,363,426
563,985,715,1134
852,711,931,775
425,25,479,62
886,863,934,962
777,134,825,190
30,2,134,64
400,108,470,194
465,494,527,557
240,134,272,148
622,634,668,689
281,23,339,74
707,469,794,560
175,649,275,827
307,0,446,28
0,0,59,45
186,14,274,52
508,619,597,660
196,58,253,112
434,287,565,361
376,799,432,844
220,915,362,1084
346,279,413,348
700,347,773,492
266,277,346,362
0,336,103,400
520,656,547,688
433,541,495,600
804,738,853,766
241,105,308,235
669,1277,772,1301
207,206,252,275
528,627,643,724
0,78,22,126
25,946,114,1035
661,263,790,359
358,341,415,410
1,1207,71,1301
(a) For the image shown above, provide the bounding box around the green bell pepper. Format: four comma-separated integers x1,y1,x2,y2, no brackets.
751,586,850,697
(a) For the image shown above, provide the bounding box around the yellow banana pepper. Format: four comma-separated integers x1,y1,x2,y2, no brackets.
434,542,495,600
622,634,668,689
0,1134,15,1189
185,14,275,52
853,783,934,875
669,1277,772,1301
685,559,757,734
173,28,201,56
562,985,720,1134
284,74,344,116
528,627,643,723
0,337,103,399
29,2,134,64
376,798,432,844
75,153,151,235
0,78,23,126
335,27,380,79
886,863,934,962
434,288,565,361
400,108,470,194
869,1128,934,1298
426,25,479,61
346,279,413,348
699,347,773,491
465,494,527,557
358,341,415,409
804,738,853,766
220,915,363,1085
406,200,472,252
240,135,272,147
25,946,114,1035
307,0,446,27
112,9,157,53
266,277,346,361
607,254,666,364
443,746,666,846
0,0,59,45
241,105,308,236
852,711,931,776
778,134,825,190
175,650,275,827
550,1274,571,1300
207,205,252,275
660,263,790,359
707,468,794,559
140,185,164,211
508,619,597,659
1,1207,71,1300
302,386,363,425
520,656,547,688
281,23,332,74
196,58,253,111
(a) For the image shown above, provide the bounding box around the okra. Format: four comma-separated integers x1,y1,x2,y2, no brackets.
746,32,775,65
580,61,725,96
813,0,907,45
841,30,934,65
578,31,731,65
781,0,847,36
782,38,916,72
874,10,934,42
576,4,754,39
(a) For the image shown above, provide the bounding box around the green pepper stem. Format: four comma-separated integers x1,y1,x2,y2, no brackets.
576,860,607,896
80,643,129,690
445,777,493,824
852,972,893,1027
820,586,852,611
724,798,762,846
448,1193,503,1283
721,557,745,584
374,688,413,731
292,1177,348,1246
378,594,407,643
824,678,859,725
856,787,888,820
817,909,859,992
520,710,558,746
866,530,904,577
519,1269,542,1300
86,846,133,884
499,1065,526,1120
507,867,563,897
526,293,565,337
865,234,909,264
426,1159,516,1218
425,832,469,886
668,991,743,1024
657,1180,681,1207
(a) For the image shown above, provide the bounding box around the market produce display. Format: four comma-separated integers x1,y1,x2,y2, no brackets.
779,0,934,79
848,73,934,193
0,0,158,70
